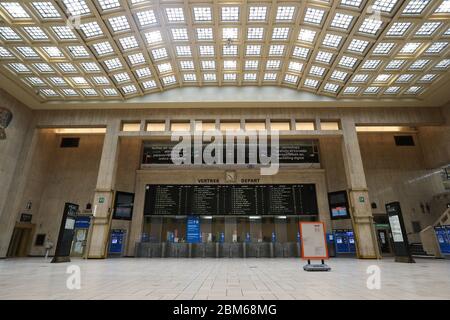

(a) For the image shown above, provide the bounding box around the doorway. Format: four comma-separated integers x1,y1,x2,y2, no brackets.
7,223,35,257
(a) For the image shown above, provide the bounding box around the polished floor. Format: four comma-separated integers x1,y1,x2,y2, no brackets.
0,257,449,300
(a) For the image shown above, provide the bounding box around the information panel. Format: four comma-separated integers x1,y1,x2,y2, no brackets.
144,184,318,216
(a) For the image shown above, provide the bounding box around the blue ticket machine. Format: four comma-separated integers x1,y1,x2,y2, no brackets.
109,229,126,256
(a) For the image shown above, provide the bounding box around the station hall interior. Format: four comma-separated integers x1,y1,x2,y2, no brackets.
0,0,450,300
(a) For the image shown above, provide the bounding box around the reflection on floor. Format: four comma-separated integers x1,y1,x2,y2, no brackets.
0,257,449,300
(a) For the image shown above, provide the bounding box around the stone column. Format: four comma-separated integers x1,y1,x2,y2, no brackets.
341,118,380,259
0,125,38,257
87,121,120,258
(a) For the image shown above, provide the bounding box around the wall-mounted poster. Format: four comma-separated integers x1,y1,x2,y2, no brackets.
299,222,329,260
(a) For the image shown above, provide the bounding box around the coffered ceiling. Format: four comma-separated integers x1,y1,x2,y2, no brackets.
0,0,449,107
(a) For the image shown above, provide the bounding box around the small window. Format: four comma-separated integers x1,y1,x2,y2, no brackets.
271,121,290,131
122,122,141,132
60,137,80,148
220,121,241,131
195,121,216,131
170,122,191,131
295,121,315,131
146,122,166,132
394,135,415,146
321,121,340,130
245,121,266,131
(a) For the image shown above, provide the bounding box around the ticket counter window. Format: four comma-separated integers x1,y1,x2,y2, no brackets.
200,216,213,243
249,217,262,242
142,216,163,243
161,217,187,243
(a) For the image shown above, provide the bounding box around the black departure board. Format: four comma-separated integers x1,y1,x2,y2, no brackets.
144,184,318,216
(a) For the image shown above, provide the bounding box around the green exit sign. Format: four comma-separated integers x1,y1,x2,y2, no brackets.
359,196,365,203
99,197,105,204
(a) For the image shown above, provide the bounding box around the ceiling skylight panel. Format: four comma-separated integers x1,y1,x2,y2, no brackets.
223,45,238,55
246,45,261,55
42,46,64,58
40,89,58,97
298,29,317,43
266,60,281,70
309,65,326,77
405,86,422,94
179,60,194,70
264,73,277,81
245,60,259,70
121,85,137,95
358,18,383,35
372,0,399,13
223,60,237,70
135,67,152,78
80,22,103,38
81,89,98,96
343,86,359,94
80,62,100,72
415,22,442,36
98,0,121,11
352,74,369,82
347,39,369,53
284,74,299,84
57,62,77,73
372,42,395,54
272,27,290,40
176,46,192,57
0,27,21,41
102,88,118,96
8,63,30,73
384,86,400,94
16,46,39,58
31,2,61,18
62,89,78,96
171,28,189,41
399,42,421,54
304,8,325,25
385,59,405,70
67,45,89,58
315,51,333,64
293,47,310,59
151,48,169,60
418,73,437,82
361,59,381,69
223,73,237,81
409,59,429,69
340,0,363,8
288,61,303,73
196,28,213,40
162,75,176,85
142,80,156,90
364,87,380,94
203,73,216,81
402,0,431,14
0,47,13,58
201,60,215,70
23,26,48,40
304,78,319,88
247,28,264,40
128,52,146,65
33,63,54,73
49,77,67,85
199,45,214,56
92,76,110,85
386,22,412,36
119,36,139,50
223,28,238,40
330,13,353,30
338,56,358,68
221,7,239,21
276,6,296,21
330,70,348,81
113,72,130,83
322,34,343,48
62,0,90,16
156,61,171,72
0,2,30,18
434,59,450,69
71,76,88,85
104,57,123,70
136,10,157,27
165,8,185,22
425,42,448,54
92,41,114,55
248,6,267,21
324,83,340,93
193,7,212,21
183,73,197,81
243,73,257,81
269,45,285,56
108,16,130,32
435,0,450,13
51,26,77,40
145,30,163,44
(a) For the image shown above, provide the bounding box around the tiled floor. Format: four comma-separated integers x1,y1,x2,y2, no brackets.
0,257,449,300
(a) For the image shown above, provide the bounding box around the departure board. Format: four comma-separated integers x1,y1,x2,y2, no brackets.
144,184,318,216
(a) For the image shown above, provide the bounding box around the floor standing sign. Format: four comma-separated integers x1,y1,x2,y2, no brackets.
51,202,78,263
386,201,415,263
299,222,331,271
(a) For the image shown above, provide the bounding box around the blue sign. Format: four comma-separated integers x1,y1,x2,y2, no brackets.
219,232,225,243
271,232,276,243
297,231,301,243
435,225,450,254
245,232,251,243
109,229,125,254
74,216,90,229
186,216,201,243
333,230,356,254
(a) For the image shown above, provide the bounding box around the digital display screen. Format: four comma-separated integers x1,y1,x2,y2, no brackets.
113,192,134,220
328,191,350,220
